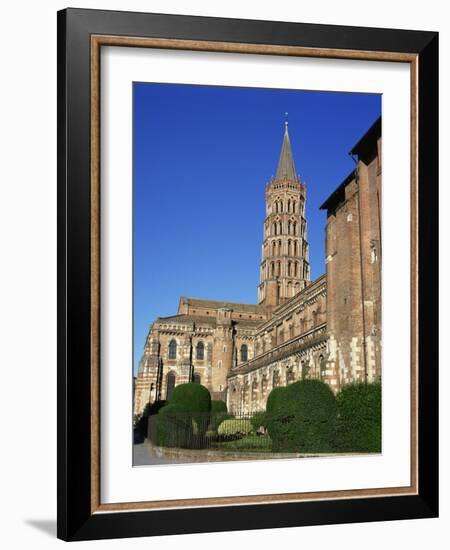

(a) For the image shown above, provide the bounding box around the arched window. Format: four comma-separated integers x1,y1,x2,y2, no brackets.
287,220,291,235
312,310,318,326
193,372,201,384
272,222,277,236
294,240,298,256
292,200,296,213
287,239,292,255
270,262,275,277
273,371,280,388
166,371,176,399
293,221,297,236
294,262,298,277
278,240,282,255
272,241,276,256
277,261,281,277
168,339,177,360
287,366,295,384
251,379,258,402
287,261,292,277
287,199,291,212
261,375,268,397
319,355,326,379
196,341,204,360
287,281,292,297
279,201,283,213
301,360,309,380
278,221,282,235
240,344,248,362
300,316,305,333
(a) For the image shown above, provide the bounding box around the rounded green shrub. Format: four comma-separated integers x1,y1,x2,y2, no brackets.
135,400,167,438
170,383,211,413
217,418,252,436
335,382,381,453
265,379,337,452
211,400,227,413
169,383,212,436
266,386,288,413
156,404,190,447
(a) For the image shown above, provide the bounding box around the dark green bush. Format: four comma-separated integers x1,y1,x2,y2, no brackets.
265,380,337,452
266,386,288,413
209,399,229,431
250,411,267,431
155,383,212,447
170,383,211,413
135,400,167,438
169,383,211,436
211,400,227,413
335,382,381,453
156,404,190,447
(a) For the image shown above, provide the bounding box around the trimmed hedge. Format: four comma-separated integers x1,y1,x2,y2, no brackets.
266,386,288,413
211,400,227,413
265,380,337,452
218,419,252,436
250,411,267,431
135,400,167,438
156,404,190,447
209,399,229,431
170,383,211,414
170,383,211,436
156,383,212,447
335,382,381,452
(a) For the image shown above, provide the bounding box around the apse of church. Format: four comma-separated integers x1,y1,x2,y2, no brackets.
134,118,382,417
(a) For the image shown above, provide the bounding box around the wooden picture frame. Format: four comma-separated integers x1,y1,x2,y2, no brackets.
57,8,438,541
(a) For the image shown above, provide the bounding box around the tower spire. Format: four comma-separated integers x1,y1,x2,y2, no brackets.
275,118,297,181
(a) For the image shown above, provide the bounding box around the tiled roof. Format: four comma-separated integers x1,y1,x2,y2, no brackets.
180,297,265,314
156,314,215,326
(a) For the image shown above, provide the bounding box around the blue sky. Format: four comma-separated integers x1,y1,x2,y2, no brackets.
133,83,381,373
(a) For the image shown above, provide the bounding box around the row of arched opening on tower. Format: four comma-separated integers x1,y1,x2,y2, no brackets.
273,198,299,214
269,260,302,278
271,219,299,236
270,239,304,257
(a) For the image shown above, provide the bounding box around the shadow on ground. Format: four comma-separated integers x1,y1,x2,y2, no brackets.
25,519,56,538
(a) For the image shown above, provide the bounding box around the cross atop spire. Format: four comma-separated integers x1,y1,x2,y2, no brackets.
275,119,297,181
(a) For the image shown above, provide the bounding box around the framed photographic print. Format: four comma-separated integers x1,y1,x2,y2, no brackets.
57,8,438,541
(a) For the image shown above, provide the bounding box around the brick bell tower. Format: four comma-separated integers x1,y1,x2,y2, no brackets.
258,119,310,308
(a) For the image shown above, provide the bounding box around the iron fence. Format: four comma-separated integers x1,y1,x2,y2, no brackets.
147,411,272,452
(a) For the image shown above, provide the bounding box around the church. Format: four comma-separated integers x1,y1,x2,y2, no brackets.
134,117,382,416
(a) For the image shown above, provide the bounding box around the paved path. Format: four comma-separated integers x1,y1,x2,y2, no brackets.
133,442,187,466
